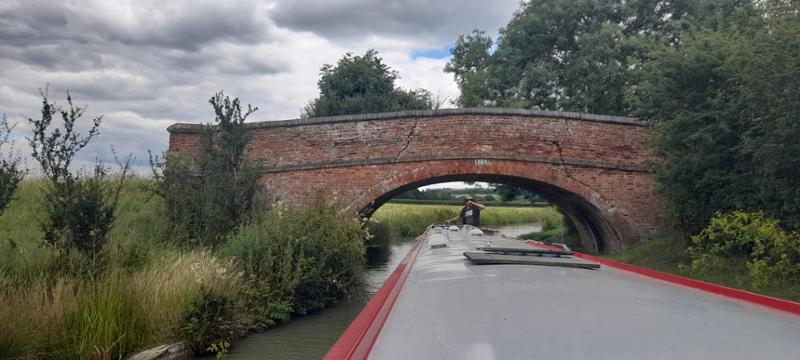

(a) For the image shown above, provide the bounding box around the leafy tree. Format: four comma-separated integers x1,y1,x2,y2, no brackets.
730,6,800,231
0,114,24,215
444,30,493,107
303,50,434,117
152,91,261,247
627,2,800,235
491,184,540,203
445,0,761,115
26,89,130,261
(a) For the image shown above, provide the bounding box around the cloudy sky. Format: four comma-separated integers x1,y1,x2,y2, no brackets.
0,0,520,172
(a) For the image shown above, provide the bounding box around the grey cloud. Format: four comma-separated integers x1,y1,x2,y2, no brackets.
0,2,71,46
1,0,274,51
1,0,496,174
270,0,519,44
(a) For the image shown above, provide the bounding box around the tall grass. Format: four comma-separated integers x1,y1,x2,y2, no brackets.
1,180,368,359
372,203,563,237
0,250,240,360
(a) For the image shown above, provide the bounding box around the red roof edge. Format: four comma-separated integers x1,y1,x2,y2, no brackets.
522,239,800,317
324,234,425,360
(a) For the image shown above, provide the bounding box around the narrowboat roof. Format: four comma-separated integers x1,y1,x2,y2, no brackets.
331,225,800,360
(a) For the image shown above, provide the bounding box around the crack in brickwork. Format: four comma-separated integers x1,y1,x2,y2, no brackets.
354,119,420,210
395,118,418,160
551,139,593,192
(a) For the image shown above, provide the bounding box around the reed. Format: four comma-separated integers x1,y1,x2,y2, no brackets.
372,203,563,237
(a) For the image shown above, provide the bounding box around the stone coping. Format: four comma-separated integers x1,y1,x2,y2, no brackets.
167,108,642,133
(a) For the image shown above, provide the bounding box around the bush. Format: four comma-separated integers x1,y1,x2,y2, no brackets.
0,114,24,215
181,288,238,356
689,211,800,288
152,92,260,247
26,89,130,268
224,198,365,318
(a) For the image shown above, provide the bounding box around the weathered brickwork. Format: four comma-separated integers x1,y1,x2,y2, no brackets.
168,109,665,252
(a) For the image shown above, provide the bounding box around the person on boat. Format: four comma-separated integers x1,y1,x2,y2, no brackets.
447,196,486,226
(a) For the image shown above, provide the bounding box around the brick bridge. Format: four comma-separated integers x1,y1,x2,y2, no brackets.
168,108,664,253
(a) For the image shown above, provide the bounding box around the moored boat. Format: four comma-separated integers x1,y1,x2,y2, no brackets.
326,225,800,360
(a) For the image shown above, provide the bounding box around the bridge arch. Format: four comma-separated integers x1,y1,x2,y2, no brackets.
350,159,635,253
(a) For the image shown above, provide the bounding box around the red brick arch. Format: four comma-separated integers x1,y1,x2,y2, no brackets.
345,159,637,253
168,108,666,253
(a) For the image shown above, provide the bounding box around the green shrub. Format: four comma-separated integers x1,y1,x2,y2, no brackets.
181,288,238,355
689,211,800,288
224,198,365,318
0,114,24,215
151,92,260,247
26,89,131,269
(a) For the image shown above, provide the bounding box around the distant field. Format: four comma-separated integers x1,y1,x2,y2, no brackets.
372,203,563,237
387,199,550,207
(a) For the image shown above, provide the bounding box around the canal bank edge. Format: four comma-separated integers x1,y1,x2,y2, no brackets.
125,342,192,360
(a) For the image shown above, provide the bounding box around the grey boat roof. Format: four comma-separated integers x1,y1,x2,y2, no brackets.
367,225,800,360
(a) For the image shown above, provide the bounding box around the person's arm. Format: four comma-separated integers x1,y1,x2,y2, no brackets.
445,215,460,224
467,200,486,210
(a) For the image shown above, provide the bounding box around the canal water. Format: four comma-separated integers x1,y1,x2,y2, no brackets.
228,223,541,359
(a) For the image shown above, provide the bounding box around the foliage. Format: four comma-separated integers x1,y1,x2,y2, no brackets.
182,288,238,355
446,0,767,114
25,89,130,267
628,3,800,234
152,91,261,247
224,198,366,316
491,184,542,203
519,225,568,243
0,179,370,359
446,0,690,113
443,30,493,107
0,249,241,360
610,235,800,302
0,114,24,215
303,50,434,117
54,274,150,360
689,211,800,288
207,340,231,359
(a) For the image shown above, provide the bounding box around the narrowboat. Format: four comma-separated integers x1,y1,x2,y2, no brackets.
325,225,800,359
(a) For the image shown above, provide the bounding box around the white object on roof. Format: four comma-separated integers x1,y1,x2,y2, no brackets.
428,233,448,248
469,228,484,236
448,226,460,231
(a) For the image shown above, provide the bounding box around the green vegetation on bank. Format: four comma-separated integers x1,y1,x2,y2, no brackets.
372,203,563,238
0,181,366,359
1,91,366,360
519,224,568,244
610,235,800,303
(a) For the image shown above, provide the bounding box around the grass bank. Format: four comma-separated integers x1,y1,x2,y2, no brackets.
372,203,563,237
0,180,365,359
609,236,800,302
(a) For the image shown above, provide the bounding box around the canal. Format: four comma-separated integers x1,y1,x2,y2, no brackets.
228,223,541,359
